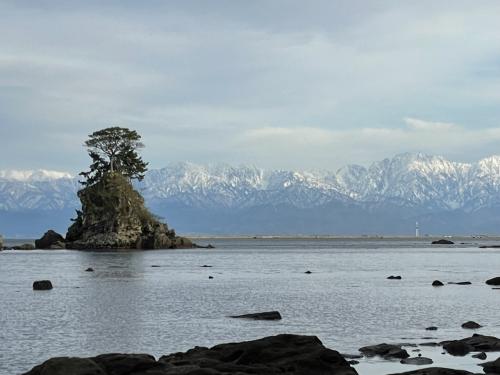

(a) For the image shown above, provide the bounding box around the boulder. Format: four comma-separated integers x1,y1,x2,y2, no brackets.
432,280,444,286
400,357,433,365
486,277,500,286
35,230,65,249
230,311,282,320
450,334,500,351
432,239,454,245
160,334,358,375
480,356,500,373
472,352,487,360
442,340,472,356
359,343,410,359
461,321,482,329
33,280,53,291
21,334,359,375
388,368,475,375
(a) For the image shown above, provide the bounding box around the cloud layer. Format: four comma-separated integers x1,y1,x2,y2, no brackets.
1,1,500,171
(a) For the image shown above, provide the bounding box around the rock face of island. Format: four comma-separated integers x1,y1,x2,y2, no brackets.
22,334,358,375
65,173,192,249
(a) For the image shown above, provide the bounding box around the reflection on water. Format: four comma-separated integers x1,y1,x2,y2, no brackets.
1,239,500,374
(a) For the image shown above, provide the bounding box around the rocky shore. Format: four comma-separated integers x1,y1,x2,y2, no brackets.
22,331,500,375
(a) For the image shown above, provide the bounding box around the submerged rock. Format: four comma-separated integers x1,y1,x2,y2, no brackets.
23,334,358,375
359,343,410,359
65,173,193,250
35,230,65,249
230,311,282,320
33,280,53,291
400,356,433,365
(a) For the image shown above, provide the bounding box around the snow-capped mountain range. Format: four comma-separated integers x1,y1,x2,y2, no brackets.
3,152,500,236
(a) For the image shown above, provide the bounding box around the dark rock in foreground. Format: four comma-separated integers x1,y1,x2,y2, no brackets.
400,356,433,365
432,239,454,245
23,334,358,375
33,280,53,290
432,280,444,286
486,277,500,286
388,368,475,375
461,321,482,329
441,334,500,355
35,230,65,249
230,311,282,320
480,356,500,373
359,343,410,359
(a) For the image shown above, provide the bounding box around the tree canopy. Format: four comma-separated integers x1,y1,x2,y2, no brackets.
79,126,148,185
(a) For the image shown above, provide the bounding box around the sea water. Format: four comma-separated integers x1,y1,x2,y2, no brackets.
1,238,499,374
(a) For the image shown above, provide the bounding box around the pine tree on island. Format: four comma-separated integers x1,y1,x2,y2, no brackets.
65,126,193,249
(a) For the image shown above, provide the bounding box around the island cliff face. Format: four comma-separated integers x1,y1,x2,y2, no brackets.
65,173,192,249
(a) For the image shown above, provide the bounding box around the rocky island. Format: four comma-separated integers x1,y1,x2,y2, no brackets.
39,127,193,250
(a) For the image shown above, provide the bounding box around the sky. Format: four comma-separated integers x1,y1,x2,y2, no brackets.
2,0,500,173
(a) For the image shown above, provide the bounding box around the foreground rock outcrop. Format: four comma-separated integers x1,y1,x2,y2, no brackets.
23,334,358,375
441,334,500,356
65,173,192,249
388,368,476,375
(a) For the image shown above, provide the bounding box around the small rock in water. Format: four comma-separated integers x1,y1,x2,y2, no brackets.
151,265,161,268
387,275,402,280
200,265,212,268
448,281,472,285
432,239,454,245
208,276,214,279
400,356,433,365
305,270,312,274
432,280,444,286
472,352,487,360
426,326,438,331
461,321,482,329
33,280,53,290
442,340,472,356
230,311,282,320
85,267,94,272
486,276,500,286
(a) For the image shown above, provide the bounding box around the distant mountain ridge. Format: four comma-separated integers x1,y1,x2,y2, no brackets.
2,153,500,237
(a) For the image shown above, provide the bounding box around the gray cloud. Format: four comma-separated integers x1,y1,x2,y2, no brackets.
1,1,500,172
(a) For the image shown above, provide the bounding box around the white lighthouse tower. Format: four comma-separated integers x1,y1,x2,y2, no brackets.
415,221,420,237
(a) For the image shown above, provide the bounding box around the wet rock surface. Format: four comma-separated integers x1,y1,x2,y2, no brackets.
359,343,410,359
400,356,433,365
480,356,500,373
22,334,358,375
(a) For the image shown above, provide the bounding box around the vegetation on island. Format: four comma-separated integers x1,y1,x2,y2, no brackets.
65,126,192,249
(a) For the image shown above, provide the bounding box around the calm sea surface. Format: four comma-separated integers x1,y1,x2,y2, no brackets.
1,238,499,374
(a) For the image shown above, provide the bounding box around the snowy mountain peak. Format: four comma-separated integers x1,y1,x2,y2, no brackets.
0,169,73,181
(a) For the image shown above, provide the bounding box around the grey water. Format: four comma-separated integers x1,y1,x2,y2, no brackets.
1,238,500,374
